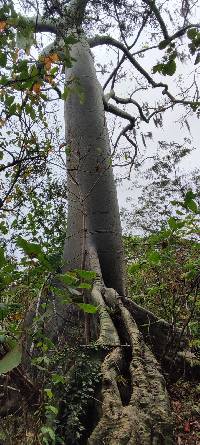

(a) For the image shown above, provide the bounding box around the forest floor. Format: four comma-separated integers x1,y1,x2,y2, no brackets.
0,377,200,444
169,379,200,444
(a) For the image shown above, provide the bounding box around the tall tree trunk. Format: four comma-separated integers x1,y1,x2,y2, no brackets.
63,36,125,296
61,36,173,444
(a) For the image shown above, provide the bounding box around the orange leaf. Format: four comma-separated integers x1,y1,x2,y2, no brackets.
5,196,12,203
32,82,41,94
45,75,53,84
9,313,23,321
49,53,59,63
43,53,59,71
0,21,7,33
44,56,52,70
0,118,6,128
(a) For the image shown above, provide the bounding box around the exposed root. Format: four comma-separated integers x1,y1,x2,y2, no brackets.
87,293,173,445
1,239,191,444
124,298,186,357
120,302,172,443
91,284,120,346
163,351,200,381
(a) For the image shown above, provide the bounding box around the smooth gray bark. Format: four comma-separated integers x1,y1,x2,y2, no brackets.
63,36,125,295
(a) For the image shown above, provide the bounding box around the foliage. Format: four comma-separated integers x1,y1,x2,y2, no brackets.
125,197,200,350
123,141,200,234
57,349,101,444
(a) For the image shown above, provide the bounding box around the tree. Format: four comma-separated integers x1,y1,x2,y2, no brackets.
123,141,200,234
0,0,200,443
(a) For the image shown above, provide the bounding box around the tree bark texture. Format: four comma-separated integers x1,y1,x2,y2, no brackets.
63,36,125,296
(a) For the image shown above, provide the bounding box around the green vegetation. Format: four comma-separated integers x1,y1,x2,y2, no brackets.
0,0,200,443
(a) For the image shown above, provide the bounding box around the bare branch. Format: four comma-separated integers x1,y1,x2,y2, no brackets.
163,23,200,46
89,35,200,109
103,95,136,126
111,92,173,123
113,122,136,154
89,35,165,86
142,0,169,40
31,16,58,33
103,54,125,90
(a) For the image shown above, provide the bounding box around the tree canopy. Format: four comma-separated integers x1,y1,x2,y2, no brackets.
0,0,200,444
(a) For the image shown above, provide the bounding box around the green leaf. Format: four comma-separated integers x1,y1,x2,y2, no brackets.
0,51,7,67
41,426,55,441
190,101,200,111
128,262,141,274
159,40,168,50
163,59,176,76
5,95,14,107
0,303,11,320
46,405,58,415
64,35,78,45
0,334,6,343
170,200,181,206
0,343,22,374
16,237,43,258
59,272,78,286
62,86,70,100
78,282,92,289
44,388,53,399
51,373,65,385
51,287,72,304
168,217,184,231
9,103,17,115
186,199,198,213
50,66,58,76
153,59,176,76
152,63,164,74
77,303,98,314
187,28,197,40
0,247,6,268
75,270,96,281
185,190,196,202
16,26,34,53
147,251,161,265
168,217,177,230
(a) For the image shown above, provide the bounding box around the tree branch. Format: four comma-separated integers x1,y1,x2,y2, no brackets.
31,15,58,34
142,0,169,40
103,94,136,125
111,92,173,123
89,35,166,87
103,10,153,91
161,23,200,46
89,35,200,109
9,15,58,34
103,55,125,90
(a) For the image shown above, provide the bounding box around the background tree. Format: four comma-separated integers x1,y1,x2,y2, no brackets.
123,140,200,233
0,0,200,443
